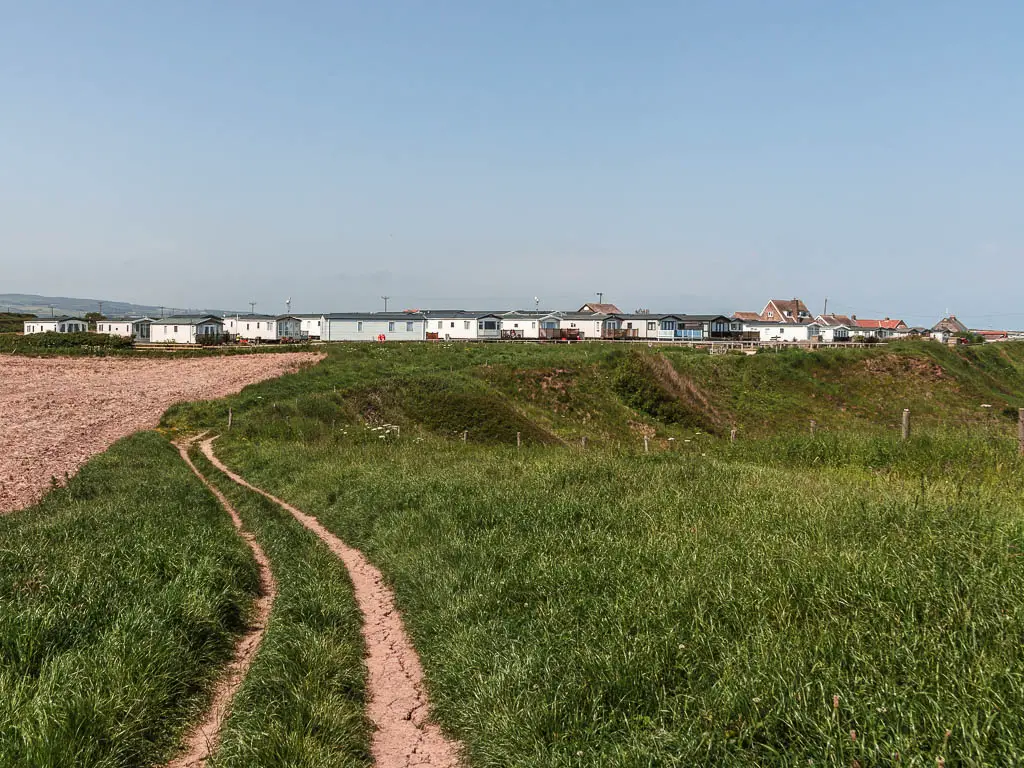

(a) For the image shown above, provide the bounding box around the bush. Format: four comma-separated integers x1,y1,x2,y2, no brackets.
0,331,134,354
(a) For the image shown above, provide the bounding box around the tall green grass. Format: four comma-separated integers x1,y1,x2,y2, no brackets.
208,433,1024,765
0,433,258,767
189,448,372,768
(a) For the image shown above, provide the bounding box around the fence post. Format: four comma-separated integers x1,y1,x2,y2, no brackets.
1019,408,1024,455
901,408,911,441
462,430,468,444
517,431,521,450
227,407,232,430
644,435,649,453
581,436,588,450
809,419,816,436
730,427,737,443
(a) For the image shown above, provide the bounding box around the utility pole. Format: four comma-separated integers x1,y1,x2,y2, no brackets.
98,301,103,318
381,296,391,312
159,306,165,318
285,297,291,314
249,301,256,315
597,292,604,304
822,297,828,317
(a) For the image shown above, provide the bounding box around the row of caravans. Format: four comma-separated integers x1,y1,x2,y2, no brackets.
25,309,913,345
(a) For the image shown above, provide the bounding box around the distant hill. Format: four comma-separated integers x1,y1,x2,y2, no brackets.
0,294,231,319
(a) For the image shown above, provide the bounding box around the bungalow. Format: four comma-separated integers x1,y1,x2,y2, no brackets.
814,314,855,343
322,312,427,342
23,316,89,334
95,317,153,341
849,317,905,340
742,320,822,342
150,315,225,344
224,314,302,342
420,310,503,341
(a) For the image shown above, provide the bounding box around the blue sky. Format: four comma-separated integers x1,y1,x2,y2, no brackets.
2,1,1022,326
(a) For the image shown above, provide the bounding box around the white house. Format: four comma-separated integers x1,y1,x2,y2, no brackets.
23,316,89,334
420,311,503,340
742,321,822,342
95,317,153,341
296,314,325,340
150,315,225,344
224,314,302,342
322,312,427,342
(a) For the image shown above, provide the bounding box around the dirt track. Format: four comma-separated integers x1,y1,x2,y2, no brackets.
0,352,320,513
168,436,277,768
200,439,463,768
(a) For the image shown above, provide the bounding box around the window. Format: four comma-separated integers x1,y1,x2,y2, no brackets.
483,320,497,330
531,322,536,328
246,323,250,330
660,320,675,331
357,321,363,332
437,321,442,329
389,321,395,332
767,312,774,318
464,320,470,330
173,326,178,332
647,321,656,331
257,322,261,329
406,321,413,332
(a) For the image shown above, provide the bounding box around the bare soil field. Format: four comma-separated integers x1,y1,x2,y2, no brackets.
0,352,321,513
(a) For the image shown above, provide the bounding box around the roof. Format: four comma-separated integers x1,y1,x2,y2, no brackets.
764,299,812,323
227,313,276,320
742,320,821,327
932,315,969,333
103,316,154,323
323,312,428,321
815,313,855,327
732,311,762,321
679,314,733,322
417,310,503,319
553,311,610,321
151,315,224,326
578,302,622,314
854,318,906,329
32,315,88,323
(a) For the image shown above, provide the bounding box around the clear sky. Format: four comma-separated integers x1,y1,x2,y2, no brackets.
2,1,1022,327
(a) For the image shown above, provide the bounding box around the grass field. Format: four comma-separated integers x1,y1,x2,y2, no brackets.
7,341,1024,765
0,433,258,767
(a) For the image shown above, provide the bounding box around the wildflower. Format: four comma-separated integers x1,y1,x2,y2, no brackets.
833,694,840,710
850,730,856,741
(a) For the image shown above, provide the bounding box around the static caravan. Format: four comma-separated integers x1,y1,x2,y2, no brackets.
322,313,427,342
742,321,821,342
551,312,607,340
421,311,503,340
296,314,325,340
23,316,89,334
95,317,153,341
150,315,225,344
501,311,553,339
681,315,734,339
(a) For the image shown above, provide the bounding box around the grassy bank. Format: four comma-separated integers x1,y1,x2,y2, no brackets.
0,433,259,767
189,447,372,768
0,330,317,358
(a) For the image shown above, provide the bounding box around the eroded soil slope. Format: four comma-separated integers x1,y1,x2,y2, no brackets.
0,352,320,512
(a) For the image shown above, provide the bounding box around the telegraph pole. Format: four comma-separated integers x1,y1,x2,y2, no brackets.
597,292,604,304
98,300,104,317
249,301,256,315
381,295,391,312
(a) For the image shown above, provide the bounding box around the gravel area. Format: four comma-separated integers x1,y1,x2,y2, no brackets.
0,352,321,513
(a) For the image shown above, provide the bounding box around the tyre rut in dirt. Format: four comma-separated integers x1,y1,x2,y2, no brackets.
165,436,277,768
199,437,463,768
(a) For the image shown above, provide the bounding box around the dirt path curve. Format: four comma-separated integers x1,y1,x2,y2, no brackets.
199,437,463,768
166,436,277,768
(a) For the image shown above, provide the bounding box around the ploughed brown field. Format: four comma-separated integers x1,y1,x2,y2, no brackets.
0,352,321,513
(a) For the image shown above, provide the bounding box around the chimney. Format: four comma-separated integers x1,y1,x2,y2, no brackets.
852,314,857,320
